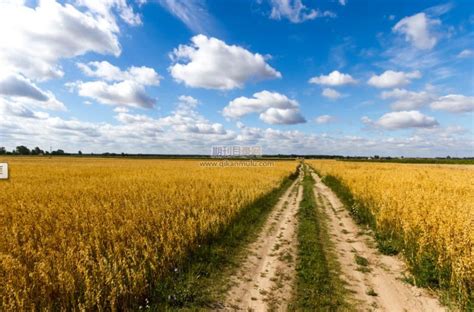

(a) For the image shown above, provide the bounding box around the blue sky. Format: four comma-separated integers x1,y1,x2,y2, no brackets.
0,0,473,156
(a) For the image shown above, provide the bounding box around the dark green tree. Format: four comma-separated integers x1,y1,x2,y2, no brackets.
31,147,44,155
15,145,30,155
52,149,65,155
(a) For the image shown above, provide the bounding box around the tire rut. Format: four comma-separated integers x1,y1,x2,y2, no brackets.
310,170,446,312
219,170,303,311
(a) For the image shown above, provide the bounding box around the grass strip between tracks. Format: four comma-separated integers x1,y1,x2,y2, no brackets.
290,166,350,311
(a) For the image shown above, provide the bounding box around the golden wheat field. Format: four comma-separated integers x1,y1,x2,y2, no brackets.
0,157,297,310
308,160,474,306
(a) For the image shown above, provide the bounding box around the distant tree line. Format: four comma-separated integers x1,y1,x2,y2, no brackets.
0,146,472,164
0,145,66,155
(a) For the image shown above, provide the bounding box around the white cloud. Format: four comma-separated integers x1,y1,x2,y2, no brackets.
0,0,128,81
457,49,473,58
259,107,306,125
270,0,316,22
0,73,48,101
157,0,213,34
177,95,199,109
75,0,142,26
0,73,66,110
73,80,155,109
381,88,433,110
114,112,156,124
113,106,130,113
424,3,453,17
338,0,347,5
223,90,298,118
72,61,161,109
430,95,474,113
1,103,471,156
0,98,51,119
0,95,232,153
366,110,438,129
268,0,335,23
155,96,228,134
309,70,357,86
77,61,161,86
321,88,342,100
393,13,440,50
222,90,298,118
223,90,306,125
368,70,421,88
315,115,335,124
169,35,281,90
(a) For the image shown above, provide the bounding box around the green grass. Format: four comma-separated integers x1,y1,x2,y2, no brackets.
290,166,351,311
355,255,369,267
366,288,378,297
148,167,301,311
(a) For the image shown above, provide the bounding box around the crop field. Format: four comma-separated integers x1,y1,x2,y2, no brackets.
308,160,474,307
0,157,297,310
2,157,472,311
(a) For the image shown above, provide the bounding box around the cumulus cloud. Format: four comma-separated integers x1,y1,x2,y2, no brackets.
1,101,471,156
259,107,306,125
430,95,474,113
0,98,51,119
0,74,47,101
268,0,336,23
0,73,66,110
321,88,342,100
176,95,199,109
73,80,155,109
381,88,433,110
169,35,281,90
223,90,298,118
71,61,160,109
309,71,357,86
77,61,161,85
0,0,132,80
368,70,421,88
315,115,335,124
338,0,347,6
154,95,228,134
223,90,306,125
364,110,438,129
393,13,440,50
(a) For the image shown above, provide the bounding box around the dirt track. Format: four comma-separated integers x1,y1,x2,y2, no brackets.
311,170,445,312
218,166,445,311
221,171,303,311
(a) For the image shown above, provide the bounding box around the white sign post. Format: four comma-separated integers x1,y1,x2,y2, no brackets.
0,163,8,179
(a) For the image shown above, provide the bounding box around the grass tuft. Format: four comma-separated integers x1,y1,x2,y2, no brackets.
355,255,369,267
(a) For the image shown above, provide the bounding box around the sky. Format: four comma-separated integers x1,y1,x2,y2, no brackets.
0,0,473,156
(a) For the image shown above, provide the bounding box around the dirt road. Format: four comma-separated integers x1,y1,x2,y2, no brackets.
310,170,446,312
218,166,445,311
221,171,303,311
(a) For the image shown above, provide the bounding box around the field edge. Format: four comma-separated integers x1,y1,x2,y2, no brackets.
150,164,301,310
309,165,472,311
